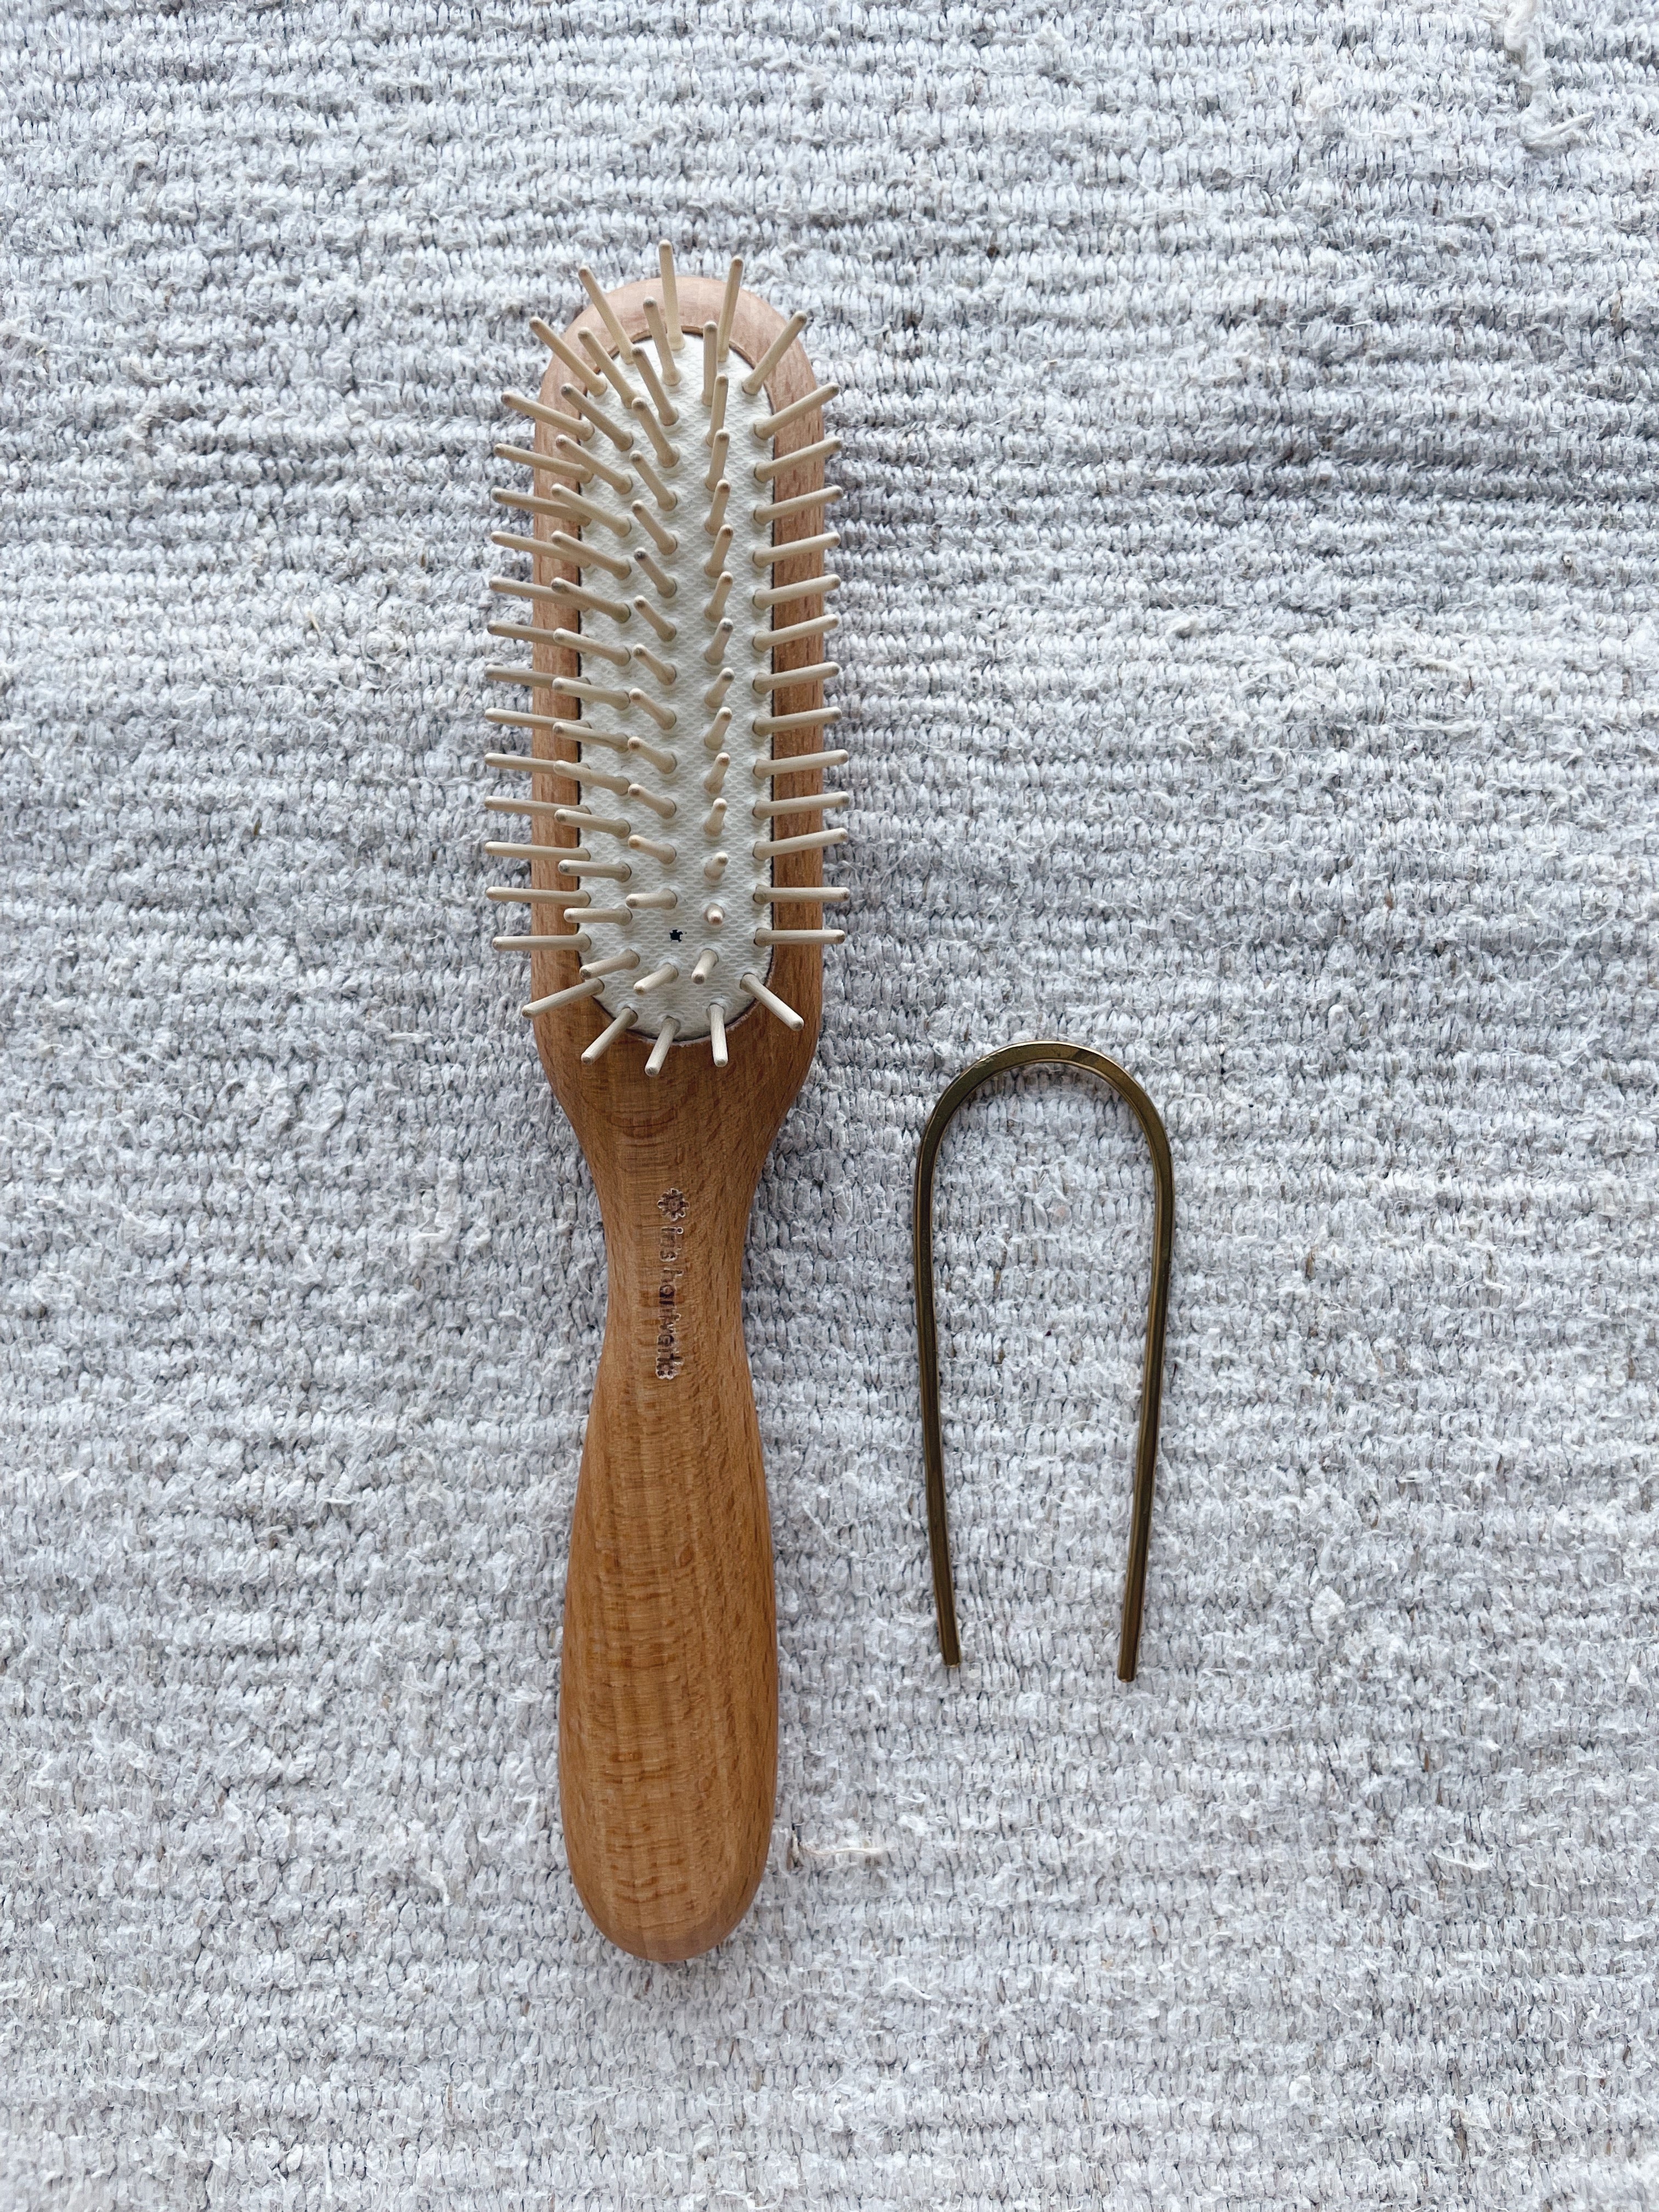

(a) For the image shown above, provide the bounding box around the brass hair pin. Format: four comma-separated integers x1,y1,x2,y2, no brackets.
913,1041,1175,1680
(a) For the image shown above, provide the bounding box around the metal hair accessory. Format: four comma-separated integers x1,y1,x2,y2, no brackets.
913,1041,1175,1680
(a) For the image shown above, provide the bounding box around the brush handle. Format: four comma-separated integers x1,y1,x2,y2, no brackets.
557,1154,777,1960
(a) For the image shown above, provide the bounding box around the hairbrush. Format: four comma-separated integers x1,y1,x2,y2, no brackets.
482,250,844,1959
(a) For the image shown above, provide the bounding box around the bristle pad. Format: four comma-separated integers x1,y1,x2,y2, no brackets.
547,331,823,1042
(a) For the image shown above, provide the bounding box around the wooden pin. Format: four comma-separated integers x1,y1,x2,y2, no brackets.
561,381,635,453
753,383,837,442
554,435,631,495
644,1018,679,1076
504,388,591,439
754,436,840,485
634,347,678,426
578,326,640,409
658,242,682,350
740,311,807,397
626,763,678,803
547,530,633,582
706,373,728,448
629,688,677,732
753,704,844,735
580,1005,639,1062
633,450,678,511
579,266,638,363
752,823,848,859
558,857,633,882
630,398,678,468
523,975,606,1017
739,970,805,1031
752,571,840,613
753,789,849,823
635,549,677,599
492,441,583,478
715,258,742,364
489,485,585,525
632,594,677,641
643,297,680,386
751,658,839,699
631,501,678,556
754,611,837,652
532,318,606,392
752,486,843,527
751,530,839,571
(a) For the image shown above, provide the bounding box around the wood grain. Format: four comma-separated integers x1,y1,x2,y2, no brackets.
523,275,831,1959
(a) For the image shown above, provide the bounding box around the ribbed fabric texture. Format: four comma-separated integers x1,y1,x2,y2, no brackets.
2,2,1655,2204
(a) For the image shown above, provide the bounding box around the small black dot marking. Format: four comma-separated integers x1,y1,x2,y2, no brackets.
669,929,683,941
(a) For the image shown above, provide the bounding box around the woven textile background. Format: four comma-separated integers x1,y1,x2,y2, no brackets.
3,3,1656,2205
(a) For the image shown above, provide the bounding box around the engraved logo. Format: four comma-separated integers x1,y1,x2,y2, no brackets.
654,1187,688,1379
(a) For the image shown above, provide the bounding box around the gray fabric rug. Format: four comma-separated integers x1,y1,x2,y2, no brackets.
3,3,1655,2204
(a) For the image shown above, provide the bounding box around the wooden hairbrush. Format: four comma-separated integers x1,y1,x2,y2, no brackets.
482,250,845,1959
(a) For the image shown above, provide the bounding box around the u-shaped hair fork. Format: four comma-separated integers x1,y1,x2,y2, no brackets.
913,1042,1175,1680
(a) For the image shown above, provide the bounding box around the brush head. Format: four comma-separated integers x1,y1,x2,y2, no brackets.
485,253,848,1076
